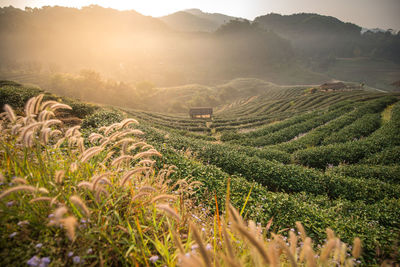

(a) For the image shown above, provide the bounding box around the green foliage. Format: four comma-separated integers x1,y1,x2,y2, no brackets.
328,164,400,184
81,109,124,129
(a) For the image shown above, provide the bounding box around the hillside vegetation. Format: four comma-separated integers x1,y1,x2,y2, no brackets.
1,82,399,265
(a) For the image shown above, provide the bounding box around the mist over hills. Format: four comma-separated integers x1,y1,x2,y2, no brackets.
0,5,399,94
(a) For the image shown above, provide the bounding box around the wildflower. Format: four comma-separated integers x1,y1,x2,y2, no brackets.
48,214,54,218
206,244,212,250
149,255,159,263
72,256,81,264
27,256,40,266
201,227,205,232
191,244,199,250
7,201,14,207
40,257,51,267
68,252,74,257
290,228,295,232
86,248,93,254
35,243,43,249
185,253,190,258
80,219,87,223
9,232,17,238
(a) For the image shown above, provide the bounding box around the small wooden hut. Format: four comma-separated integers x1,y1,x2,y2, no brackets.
189,107,213,119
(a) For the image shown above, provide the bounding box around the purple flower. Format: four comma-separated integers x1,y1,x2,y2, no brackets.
27,256,41,266
149,255,159,263
86,248,93,254
35,243,43,249
9,232,17,238
7,201,14,207
206,244,212,250
72,256,81,264
39,257,51,267
68,251,74,257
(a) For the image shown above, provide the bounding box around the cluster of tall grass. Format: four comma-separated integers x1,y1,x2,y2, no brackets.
0,95,366,266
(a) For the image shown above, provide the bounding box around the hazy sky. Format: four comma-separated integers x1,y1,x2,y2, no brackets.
1,0,399,30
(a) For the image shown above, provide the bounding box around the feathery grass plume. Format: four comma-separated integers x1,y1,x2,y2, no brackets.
40,100,59,110
60,216,78,241
120,167,150,186
24,97,36,117
40,127,51,144
33,94,44,114
91,173,111,190
151,194,177,203
3,104,17,123
65,125,81,138
55,170,65,184
12,177,27,184
49,103,72,112
289,231,298,257
104,122,121,136
138,159,155,166
88,133,104,143
140,144,154,150
299,237,315,264
127,141,147,152
25,131,34,147
157,204,181,221
30,197,53,204
232,221,270,265
0,185,37,200
138,186,156,193
50,129,62,138
53,206,68,220
133,149,162,160
20,122,43,143
273,234,297,267
296,221,307,241
77,137,85,153
326,228,335,240
189,222,211,266
352,237,361,258
11,124,22,135
111,155,134,167
38,110,54,122
38,187,49,194
54,137,66,148
115,129,144,139
79,146,103,163
43,119,62,128
266,241,279,267
119,118,139,129
179,253,204,267
320,238,337,263
22,114,37,126
77,181,94,190
132,192,151,201
70,195,90,217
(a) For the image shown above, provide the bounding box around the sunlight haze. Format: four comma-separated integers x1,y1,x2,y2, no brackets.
1,0,400,30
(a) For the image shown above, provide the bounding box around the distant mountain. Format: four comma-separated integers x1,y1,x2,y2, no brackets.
160,11,219,32
160,8,244,32
254,13,400,65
